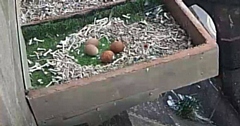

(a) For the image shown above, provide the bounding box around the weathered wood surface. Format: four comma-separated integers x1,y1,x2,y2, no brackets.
21,0,127,27
17,0,32,89
29,46,218,126
0,0,37,126
0,96,11,126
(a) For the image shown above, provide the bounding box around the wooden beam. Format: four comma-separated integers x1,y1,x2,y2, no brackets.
0,0,37,125
16,0,32,89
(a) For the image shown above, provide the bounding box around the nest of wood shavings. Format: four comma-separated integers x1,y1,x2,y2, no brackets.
28,8,193,87
20,0,125,25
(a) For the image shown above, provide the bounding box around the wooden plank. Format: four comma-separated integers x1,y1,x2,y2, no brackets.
17,0,32,89
19,27,32,89
21,0,127,27
28,45,218,126
41,86,160,126
0,0,37,126
0,95,11,126
128,113,167,126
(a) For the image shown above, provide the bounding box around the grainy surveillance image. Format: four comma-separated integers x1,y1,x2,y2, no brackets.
1,0,240,126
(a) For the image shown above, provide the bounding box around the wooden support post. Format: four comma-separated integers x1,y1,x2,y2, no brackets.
0,0,37,126
16,0,32,89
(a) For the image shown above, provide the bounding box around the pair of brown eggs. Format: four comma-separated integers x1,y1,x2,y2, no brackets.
84,38,99,56
101,40,125,63
84,38,125,63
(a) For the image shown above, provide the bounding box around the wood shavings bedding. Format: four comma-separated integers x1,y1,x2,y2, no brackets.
20,0,124,24
28,7,193,87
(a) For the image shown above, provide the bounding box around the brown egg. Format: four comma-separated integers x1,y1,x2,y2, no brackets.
84,44,99,56
85,38,99,47
100,50,114,63
110,40,125,53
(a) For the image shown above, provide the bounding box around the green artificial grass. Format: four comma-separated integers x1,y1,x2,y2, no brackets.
22,0,163,88
71,37,112,66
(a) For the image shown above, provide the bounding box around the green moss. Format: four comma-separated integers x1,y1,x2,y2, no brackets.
22,0,163,88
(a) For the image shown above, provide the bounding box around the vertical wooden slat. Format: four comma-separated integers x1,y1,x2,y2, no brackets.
0,0,36,125
16,0,32,89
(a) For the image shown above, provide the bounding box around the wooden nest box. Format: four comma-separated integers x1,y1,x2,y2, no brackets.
0,0,219,126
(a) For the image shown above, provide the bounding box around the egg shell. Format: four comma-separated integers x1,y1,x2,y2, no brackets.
110,40,125,53
85,38,99,47
84,44,99,56
100,50,114,63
